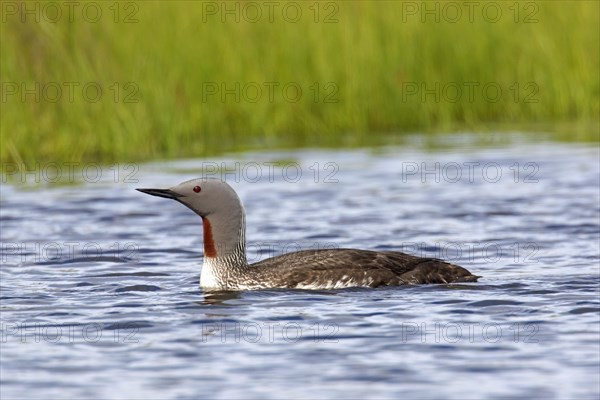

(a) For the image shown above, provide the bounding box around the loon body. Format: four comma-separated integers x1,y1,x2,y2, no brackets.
137,179,479,291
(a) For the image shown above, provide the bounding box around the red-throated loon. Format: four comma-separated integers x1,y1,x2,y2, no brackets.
137,178,479,291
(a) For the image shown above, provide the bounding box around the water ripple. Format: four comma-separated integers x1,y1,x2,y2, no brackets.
1,143,599,400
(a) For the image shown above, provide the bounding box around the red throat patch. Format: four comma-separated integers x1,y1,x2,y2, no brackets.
202,217,217,258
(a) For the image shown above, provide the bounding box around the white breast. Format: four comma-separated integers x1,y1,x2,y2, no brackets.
200,260,222,290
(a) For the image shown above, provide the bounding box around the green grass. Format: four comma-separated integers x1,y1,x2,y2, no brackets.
1,0,598,167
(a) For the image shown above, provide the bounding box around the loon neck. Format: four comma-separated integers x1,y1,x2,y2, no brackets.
200,208,248,289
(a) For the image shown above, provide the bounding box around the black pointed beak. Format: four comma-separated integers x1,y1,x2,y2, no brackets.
136,188,184,200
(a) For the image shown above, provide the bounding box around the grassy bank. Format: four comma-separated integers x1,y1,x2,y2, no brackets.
1,1,598,167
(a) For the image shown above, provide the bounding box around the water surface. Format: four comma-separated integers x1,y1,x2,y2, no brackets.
1,139,599,399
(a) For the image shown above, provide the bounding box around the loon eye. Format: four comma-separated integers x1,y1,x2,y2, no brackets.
193,186,201,193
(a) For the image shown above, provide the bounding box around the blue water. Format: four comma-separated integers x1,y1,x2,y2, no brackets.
1,138,599,399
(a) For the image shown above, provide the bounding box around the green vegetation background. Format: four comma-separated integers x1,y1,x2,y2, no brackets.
1,1,599,166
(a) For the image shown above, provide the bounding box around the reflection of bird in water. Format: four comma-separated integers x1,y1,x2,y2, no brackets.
201,291,241,305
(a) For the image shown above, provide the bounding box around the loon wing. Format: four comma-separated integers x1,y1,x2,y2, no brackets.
250,249,478,288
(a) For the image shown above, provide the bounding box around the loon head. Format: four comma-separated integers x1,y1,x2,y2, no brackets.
138,178,248,288
137,178,242,218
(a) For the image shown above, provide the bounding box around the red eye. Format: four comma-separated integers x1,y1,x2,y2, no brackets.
193,186,201,193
